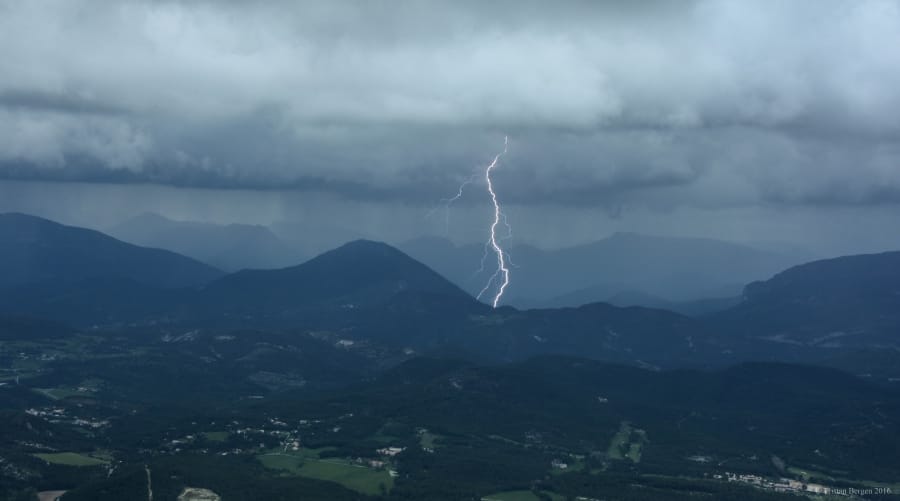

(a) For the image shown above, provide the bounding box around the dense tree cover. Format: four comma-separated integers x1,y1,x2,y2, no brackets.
3,339,900,499
62,457,371,501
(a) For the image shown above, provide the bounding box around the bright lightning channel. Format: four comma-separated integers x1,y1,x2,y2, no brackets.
475,136,510,308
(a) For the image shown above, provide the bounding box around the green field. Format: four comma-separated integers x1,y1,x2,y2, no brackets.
33,452,109,466
607,421,647,463
296,460,393,496
202,431,229,442
34,387,85,400
258,451,392,496
259,454,297,472
482,490,564,501
34,378,103,400
291,446,335,460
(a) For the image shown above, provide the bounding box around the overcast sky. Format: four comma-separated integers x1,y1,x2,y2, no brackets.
2,0,900,254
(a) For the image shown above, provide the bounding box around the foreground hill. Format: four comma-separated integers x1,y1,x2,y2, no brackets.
109,213,305,271
0,213,223,289
715,251,900,348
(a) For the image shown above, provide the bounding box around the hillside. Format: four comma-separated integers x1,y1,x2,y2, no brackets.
200,239,476,310
715,251,900,348
0,213,223,289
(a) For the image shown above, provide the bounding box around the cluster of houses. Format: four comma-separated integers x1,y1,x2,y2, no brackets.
376,446,405,457
720,472,833,495
25,407,109,430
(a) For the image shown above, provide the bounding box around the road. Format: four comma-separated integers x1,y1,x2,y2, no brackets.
145,464,153,501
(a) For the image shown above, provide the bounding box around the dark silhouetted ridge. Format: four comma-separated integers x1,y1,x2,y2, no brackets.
199,239,477,313
0,212,224,289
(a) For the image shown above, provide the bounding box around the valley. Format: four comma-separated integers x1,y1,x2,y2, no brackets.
2,326,899,500
1,214,899,500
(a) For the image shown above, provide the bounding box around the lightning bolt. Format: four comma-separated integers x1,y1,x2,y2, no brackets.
475,136,510,308
471,210,514,278
425,173,480,235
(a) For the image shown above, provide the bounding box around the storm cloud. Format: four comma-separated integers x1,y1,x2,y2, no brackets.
1,0,900,209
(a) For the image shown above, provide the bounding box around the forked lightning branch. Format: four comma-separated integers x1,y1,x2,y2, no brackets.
476,136,510,308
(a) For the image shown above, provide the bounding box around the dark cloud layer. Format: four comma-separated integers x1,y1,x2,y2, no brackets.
1,0,899,210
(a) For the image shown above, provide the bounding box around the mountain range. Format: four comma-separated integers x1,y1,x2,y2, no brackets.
2,212,899,373
398,233,811,309
104,212,815,312
108,212,305,272
0,212,223,290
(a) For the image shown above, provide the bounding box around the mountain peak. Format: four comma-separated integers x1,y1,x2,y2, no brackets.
290,239,466,293
319,239,414,263
204,239,477,311
336,238,398,251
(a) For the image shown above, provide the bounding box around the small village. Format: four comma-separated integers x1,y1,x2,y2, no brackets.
721,471,893,498
18,398,896,501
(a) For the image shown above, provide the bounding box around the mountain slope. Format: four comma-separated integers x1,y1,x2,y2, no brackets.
715,251,900,347
0,313,76,340
202,239,474,308
190,240,486,334
0,213,223,289
109,213,305,271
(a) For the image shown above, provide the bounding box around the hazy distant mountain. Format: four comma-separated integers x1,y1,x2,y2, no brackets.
271,220,371,259
109,213,305,271
0,212,223,290
715,251,900,348
399,233,809,308
547,287,741,316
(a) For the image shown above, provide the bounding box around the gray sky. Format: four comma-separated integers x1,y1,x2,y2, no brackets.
2,0,900,254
